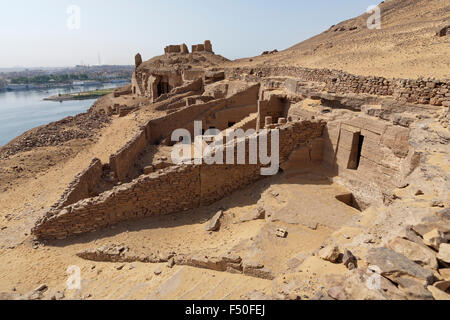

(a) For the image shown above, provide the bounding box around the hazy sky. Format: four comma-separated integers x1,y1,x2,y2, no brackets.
0,0,378,68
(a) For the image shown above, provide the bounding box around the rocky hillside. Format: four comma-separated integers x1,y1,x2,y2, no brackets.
227,0,450,79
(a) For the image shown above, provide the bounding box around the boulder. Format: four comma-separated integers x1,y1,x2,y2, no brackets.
238,207,266,223
205,210,224,232
423,229,446,251
342,250,357,270
167,258,175,268
437,243,450,264
427,286,450,300
434,280,450,293
319,245,340,263
366,248,435,286
327,286,347,300
401,225,426,245
412,221,450,238
154,267,162,275
436,26,450,37
387,237,438,270
439,268,450,280
275,228,288,238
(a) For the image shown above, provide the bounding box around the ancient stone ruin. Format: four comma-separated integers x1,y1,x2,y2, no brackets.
5,36,444,301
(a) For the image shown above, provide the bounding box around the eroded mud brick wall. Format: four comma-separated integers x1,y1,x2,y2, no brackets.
226,66,450,106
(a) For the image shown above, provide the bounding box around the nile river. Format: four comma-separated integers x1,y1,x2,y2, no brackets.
0,83,127,147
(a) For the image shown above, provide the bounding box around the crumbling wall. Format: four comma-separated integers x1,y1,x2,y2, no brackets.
164,44,189,54
108,83,260,181
50,158,103,210
33,165,201,240
201,164,261,205
32,120,325,240
227,66,450,106
109,130,148,181
192,41,213,53
257,95,287,130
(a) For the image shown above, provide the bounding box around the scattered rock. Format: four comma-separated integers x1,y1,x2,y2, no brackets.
310,290,334,300
437,243,450,264
366,248,435,286
77,244,130,262
21,284,48,300
342,250,357,270
401,225,426,245
0,292,21,300
427,286,450,300
154,267,162,276
319,245,340,263
167,258,175,268
439,268,450,280
49,290,65,301
423,229,446,251
238,207,265,223
34,284,48,292
275,228,288,238
243,262,274,280
245,291,274,300
387,237,438,270
115,264,125,271
436,25,450,37
205,210,223,232
327,286,347,300
434,280,450,293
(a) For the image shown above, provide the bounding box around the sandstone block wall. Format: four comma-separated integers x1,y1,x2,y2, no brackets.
32,120,325,240
50,158,103,211
257,95,287,130
33,165,201,240
108,84,260,182
227,66,450,106
192,41,213,53
322,117,411,207
201,164,261,205
110,130,148,181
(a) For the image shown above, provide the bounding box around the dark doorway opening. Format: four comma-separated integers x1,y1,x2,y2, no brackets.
347,133,365,170
356,135,365,169
157,81,170,97
228,122,236,128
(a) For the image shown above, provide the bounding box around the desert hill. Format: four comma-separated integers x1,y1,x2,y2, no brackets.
227,0,450,79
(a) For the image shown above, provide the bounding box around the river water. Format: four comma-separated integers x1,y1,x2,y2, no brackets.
0,83,127,147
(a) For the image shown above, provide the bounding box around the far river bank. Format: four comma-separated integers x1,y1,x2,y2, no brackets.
0,82,129,147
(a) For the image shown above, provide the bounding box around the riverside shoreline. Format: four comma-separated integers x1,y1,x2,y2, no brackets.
44,88,115,101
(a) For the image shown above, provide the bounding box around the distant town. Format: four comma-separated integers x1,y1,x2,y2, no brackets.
0,65,133,91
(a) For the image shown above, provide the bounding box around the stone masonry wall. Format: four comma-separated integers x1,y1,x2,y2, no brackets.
32,120,325,240
108,84,260,182
225,66,450,106
109,130,148,181
49,158,103,211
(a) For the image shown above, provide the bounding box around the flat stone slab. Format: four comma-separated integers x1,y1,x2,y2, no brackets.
366,248,434,286
205,210,224,232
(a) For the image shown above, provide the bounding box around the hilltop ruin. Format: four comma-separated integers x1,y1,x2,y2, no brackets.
0,4,448,299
